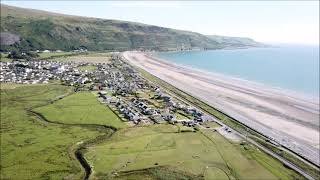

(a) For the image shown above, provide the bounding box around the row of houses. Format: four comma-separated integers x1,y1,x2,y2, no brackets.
95,54,212,126
0,60,104,87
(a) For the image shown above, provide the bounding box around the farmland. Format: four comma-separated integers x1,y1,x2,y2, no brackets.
78,65,98,72
48,52,112,63
38,51,76,59
34,92,125,129
0,84,109,179
0,53,12,62
85,124,278,180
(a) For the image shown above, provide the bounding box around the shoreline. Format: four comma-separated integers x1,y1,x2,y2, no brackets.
151,51,319,104
122,51,320,165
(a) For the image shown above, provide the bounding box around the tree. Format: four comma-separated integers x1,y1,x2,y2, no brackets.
7,50,23,59
26,51,39,58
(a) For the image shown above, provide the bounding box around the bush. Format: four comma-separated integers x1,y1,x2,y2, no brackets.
7,50,23,59
26,51,39,58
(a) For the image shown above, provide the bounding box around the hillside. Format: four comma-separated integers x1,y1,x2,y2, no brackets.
207,35,264,49
0,4,263,51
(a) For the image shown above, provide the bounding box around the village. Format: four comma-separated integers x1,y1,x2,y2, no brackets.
0,53,215,128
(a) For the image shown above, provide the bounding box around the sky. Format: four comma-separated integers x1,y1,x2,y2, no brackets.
2,1,319,45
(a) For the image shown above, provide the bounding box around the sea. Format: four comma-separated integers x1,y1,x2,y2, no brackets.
156,44,319,99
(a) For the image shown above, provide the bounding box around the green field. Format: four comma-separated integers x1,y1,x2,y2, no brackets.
38,52,78,60
0,53,12,62
0,84,111,179
175,112,189,120
46,53,112,63
202,121,221,129
0,82,52,89
85,124,280,180
201,129,304,180
177,123,195,132
34,92,125,129
78,65,98,72
114,166,204,180
38,52,73,58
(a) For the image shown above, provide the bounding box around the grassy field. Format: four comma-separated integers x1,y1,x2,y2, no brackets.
0,84,110,179
38,52,75,59
202,121,221,129
114,166,204,180
0,52,77,62
175,112,189,120
39,52,79,60
0,53,12,62
176,123,195,132
85,124,279,180
251,136,320,179
34,92,125,129
49,53,112,63
201,129,304,180
0,82,54,89
78,65,98,72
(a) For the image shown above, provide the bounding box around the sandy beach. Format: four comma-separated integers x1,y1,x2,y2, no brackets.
122,51,320,165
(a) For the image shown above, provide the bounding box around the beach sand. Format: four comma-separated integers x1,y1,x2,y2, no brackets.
122,51,320,165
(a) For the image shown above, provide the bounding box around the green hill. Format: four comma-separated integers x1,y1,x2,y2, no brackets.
207,35,264,49
0,4,263,52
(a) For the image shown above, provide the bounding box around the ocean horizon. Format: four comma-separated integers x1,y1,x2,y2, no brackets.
156,44,319,99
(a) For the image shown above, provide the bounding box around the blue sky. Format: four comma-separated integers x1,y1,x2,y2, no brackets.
2,1,319,44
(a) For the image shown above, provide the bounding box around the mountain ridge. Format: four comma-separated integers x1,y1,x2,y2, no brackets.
0,4,263,52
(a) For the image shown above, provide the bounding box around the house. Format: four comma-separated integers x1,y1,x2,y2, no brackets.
109,98,118,105
131,114,140,122
201,115,212,122
182,120,195,127
162,95,171,102
98,91,107,95
194,117,203,123
161,112,175,121
150,114,163,123
167,100,176,107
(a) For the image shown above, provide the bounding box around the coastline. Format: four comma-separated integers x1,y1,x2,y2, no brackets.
154,46,319,100
152,51,319,104
122,51,320,165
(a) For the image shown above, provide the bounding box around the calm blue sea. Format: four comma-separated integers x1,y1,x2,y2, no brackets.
157,45,319,97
